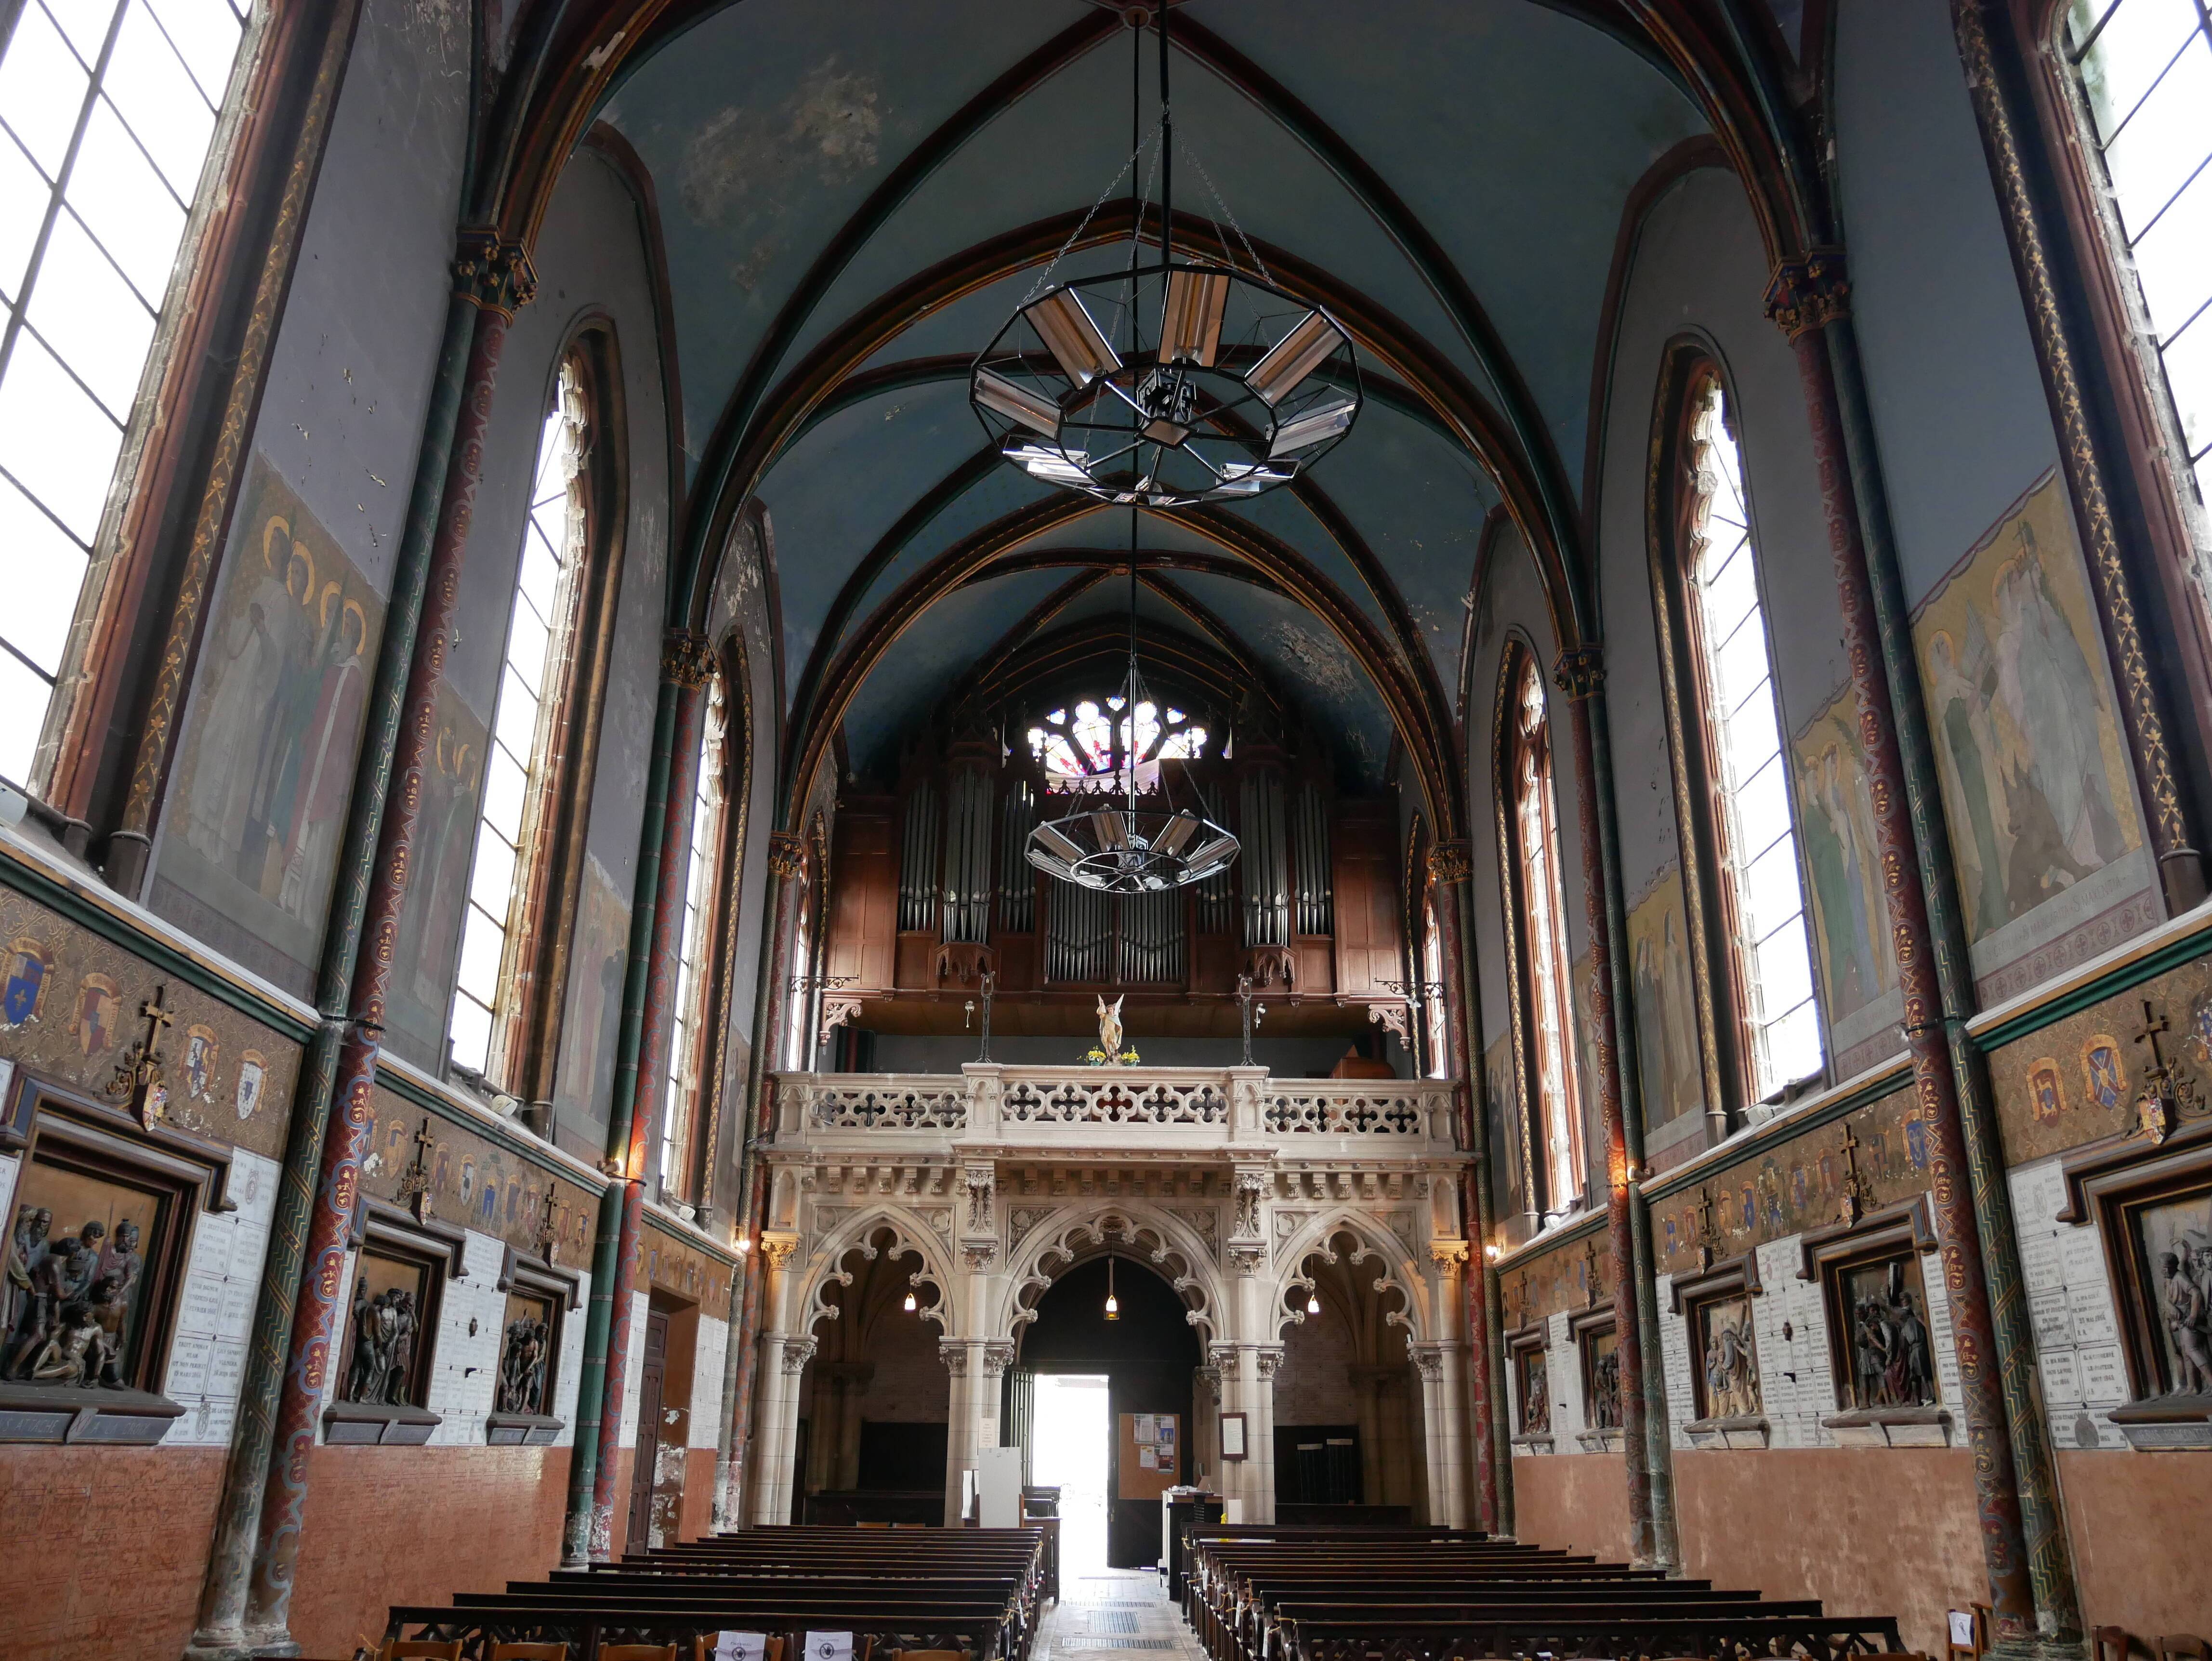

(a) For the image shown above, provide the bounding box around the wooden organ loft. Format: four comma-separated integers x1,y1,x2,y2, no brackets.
819,634,1409,1062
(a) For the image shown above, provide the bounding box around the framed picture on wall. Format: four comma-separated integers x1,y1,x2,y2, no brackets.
1669,1251,1767,1448
1800,1193,1950,1447
1219,1410,1247,1461
2058,1118,2212,1448
1573,1307,1621,1451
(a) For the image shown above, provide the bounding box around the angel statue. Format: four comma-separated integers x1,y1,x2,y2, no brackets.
1096,995,1125,1061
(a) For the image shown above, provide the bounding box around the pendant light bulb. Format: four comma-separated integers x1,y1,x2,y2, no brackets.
904,1290,918,1313
1105,1256,1120,1321
1306,1292,1321,1316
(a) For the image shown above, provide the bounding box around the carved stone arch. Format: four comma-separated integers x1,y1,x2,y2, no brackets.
1271,1207,1428,1344
996,1202,1225,1345
798,1205,955,1338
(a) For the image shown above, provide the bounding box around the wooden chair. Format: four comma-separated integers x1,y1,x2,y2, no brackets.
2096,1627,2139,1661
2157,1639,2208,1661
490,1645,569,1661
887,1649,967,1661
596,1647,677,1661
382,1644,465,1661
1949,1603,1991,1661
690,1641,785,1661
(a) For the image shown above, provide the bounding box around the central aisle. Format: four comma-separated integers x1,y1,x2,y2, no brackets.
1034,1568,1208,1661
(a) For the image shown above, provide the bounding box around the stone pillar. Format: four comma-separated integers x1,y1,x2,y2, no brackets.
1766,250,2048,1643
1251,1345,1282,1524
749,1232,807,1527
1554,647,1661,1568
1193,1364,1223,1490
941,1339,982,1526
1411,1343,1469,1529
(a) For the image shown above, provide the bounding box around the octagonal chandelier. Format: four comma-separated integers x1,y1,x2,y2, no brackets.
969,1,1360,510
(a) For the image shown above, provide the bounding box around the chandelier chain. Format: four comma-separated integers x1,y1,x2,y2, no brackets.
1180,135,1271,284
1020,113,1168,309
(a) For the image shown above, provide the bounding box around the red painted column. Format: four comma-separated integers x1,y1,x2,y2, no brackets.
1426,840,1498,1534
587,631,714,1554
1769,256,2038,1636
1556,648,1654,1567
243,236,534,1644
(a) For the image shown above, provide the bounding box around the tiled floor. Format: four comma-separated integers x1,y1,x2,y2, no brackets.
1038,1568,1207,1661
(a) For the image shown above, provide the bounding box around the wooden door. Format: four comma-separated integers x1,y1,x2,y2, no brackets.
626,1307,669,1549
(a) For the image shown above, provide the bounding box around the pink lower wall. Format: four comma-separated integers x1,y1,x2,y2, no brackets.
2058,1449,2212,1641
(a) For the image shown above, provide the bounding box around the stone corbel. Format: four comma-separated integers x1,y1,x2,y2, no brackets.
1228,1242,1267,1278
1194,1364,1222,1403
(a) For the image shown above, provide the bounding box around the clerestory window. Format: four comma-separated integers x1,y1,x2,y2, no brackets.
0,0,252,790
1675,369,1822,1100
449,358,591,1081
660,663,733,1204
1507,652,1583,1212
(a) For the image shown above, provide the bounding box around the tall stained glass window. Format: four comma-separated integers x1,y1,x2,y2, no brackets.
660,668,729,1201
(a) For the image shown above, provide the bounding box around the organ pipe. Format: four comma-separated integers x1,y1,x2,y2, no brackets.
1239,765,1290,948
941,765,994,945
897,780,939,932
1292,781,1332,936
997,778,1036,933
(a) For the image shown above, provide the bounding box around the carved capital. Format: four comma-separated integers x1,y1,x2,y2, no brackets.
1426,839,1473,887
663,628,715,688
758,1231,800,1271
1410,1345,1445,1383
1764,247,1851,341
982,1339,1017,1377
452,227,537,318
1228,1242,1267,1278
767,832,805,881
1253,1346,1283,1381
1430,1238,1471,1274
1552,645,1605,700
962,1241,998,1272
939,1339,970,1376
1194,1364,1222,1401
778,1335,817,1375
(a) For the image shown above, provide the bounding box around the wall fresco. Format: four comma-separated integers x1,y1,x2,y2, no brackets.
1627,872,1701,1129
362,1083,598,1264
1984,947,2212,1165
0,883,298,1160
1793,680,1899,1070
1502,1082,1924,1324
383,681,492,1071
553,851,629,1150
156,458,385,996
638,1218,734,1307
1912,472,2146,956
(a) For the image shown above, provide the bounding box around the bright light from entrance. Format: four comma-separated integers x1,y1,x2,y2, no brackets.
1032,1374,1109,1576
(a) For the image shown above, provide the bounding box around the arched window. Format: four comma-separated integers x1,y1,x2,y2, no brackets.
1421,891,1449,1080
660,663,732,1202
1672,367,1822,1100
449,356,593,1081
1506,653,1583,1213
2063,1,2212,514
0,1,253,789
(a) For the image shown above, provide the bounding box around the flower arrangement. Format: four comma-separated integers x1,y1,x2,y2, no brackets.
1083,1047,1141,1067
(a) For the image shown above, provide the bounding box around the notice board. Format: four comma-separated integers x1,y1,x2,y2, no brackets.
1117,1411,1180,1501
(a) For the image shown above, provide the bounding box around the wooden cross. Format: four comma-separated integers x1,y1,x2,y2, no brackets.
535,1183,561,1264
1580,1234,1602,1306
397,1115,436,1222
2131,999,2196,1143
137,986,173,1058
1837,1120,1870,1226
1694,1185,1719,1271
2134,999,2174,1085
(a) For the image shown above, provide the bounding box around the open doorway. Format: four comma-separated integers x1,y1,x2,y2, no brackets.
1032,1373,1109,1575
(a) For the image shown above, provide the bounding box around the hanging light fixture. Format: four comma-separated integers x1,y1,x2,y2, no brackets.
1024,515,1237,893
969,3,1359,509
1104,1256,1120,1321
1306,1290,1321,1316
904,1288,919,1313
